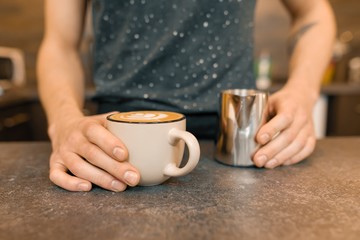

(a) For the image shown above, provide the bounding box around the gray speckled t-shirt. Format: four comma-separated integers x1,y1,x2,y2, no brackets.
92,0,256,114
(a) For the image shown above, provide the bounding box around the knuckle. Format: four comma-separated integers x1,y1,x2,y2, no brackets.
84,145,99,161
281,113,293,126
66,158,81,175
49,169,57,183
307,137,316,153
67,132,83,147
283,131,296,145
262,149,276,162
298,115,311,129
296,139,306,152
83,121,100,138
93,174,116,190
298,114,308,125
57,144,71,159
111,162,128,176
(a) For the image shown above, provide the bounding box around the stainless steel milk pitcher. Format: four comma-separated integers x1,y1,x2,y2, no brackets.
215,89,268,166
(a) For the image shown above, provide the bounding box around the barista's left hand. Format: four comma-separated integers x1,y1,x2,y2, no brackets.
253,87,317,168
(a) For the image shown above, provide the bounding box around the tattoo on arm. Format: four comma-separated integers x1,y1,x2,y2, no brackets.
288,22,317,54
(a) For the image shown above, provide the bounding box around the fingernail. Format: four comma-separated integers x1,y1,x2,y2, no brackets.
265,159,278,169
113,147,126,161
124,171,139,186
111,180,126,192
255,155,267,166
260,134,270,144
78,183,91,191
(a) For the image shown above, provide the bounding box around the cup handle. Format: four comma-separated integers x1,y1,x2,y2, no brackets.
163,128,200,177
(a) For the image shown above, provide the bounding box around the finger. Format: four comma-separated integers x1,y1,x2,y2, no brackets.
256,113,293,145
49,155,92,192
253,125,298,167
84,116,129,162
263,129,308,169
77,143,140,187
64,152,128,192
283,137,316,166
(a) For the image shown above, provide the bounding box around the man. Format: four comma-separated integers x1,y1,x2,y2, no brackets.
37,0,336,192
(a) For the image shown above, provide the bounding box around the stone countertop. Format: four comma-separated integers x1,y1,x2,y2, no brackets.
1,138,360,240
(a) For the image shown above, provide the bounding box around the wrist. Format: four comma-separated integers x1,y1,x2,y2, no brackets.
283,78,321,105
47,106,84,138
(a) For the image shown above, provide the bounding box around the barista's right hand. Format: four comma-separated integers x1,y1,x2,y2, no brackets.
47,112,140,192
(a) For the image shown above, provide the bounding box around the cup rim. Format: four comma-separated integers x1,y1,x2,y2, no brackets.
107,111,186,124
221,88,267,96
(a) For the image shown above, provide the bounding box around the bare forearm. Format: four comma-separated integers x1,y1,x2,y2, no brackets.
37,41,85,126
284,0,336,102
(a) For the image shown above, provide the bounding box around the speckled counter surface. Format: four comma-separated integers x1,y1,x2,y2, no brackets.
1,138,360,240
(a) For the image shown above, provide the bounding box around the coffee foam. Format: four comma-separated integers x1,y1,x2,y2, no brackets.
108,111,185,123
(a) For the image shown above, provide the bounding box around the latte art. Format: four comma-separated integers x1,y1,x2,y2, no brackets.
108,111,185,123
124,113,168,121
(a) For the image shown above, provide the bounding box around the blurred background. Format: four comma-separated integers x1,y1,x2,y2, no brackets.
0,0,359,141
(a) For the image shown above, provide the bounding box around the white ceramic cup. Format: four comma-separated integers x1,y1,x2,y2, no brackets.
107,111,200,186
